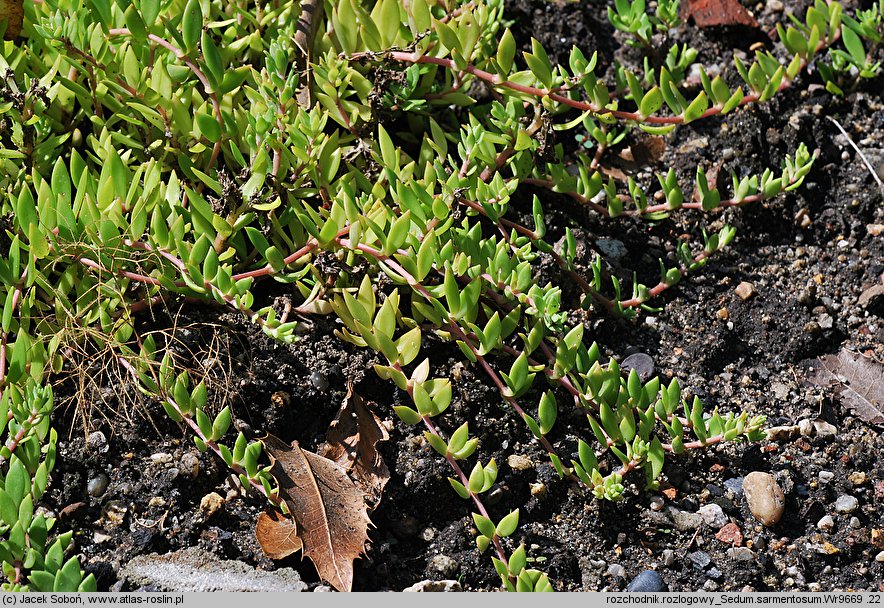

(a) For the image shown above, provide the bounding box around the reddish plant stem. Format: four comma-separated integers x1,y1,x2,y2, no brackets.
390,363,511,572
0,269,28,394
116,355,283,507
379,32,833,125
107,29,223,170
61,40,174,135
0,410,39,464
339,239,589,491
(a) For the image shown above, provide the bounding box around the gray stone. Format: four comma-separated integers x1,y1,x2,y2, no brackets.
596,238,628,261
661,550,675,567
429,555,459,578
689,551,711,570
122,548,307,592
404,580,462,592
770,382,790,400
621,353,655,382
606,564,626,579
818,471,835,482
87,474,109,498
817,515,836,531
726,547,756,562
698,504,727,528
309,371,329,391
835,495,859,514
724,477,745,498
876,551,884,563
813,420,837,438
87,431,108,453
669,508,705,531
627,570,665,592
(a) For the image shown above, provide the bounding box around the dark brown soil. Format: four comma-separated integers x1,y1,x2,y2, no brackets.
48,0,884,592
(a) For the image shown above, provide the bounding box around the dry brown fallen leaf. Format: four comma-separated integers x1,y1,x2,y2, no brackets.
804,349,884,427
260,434,371,592
318,384,390,507
0,0,24,39
256,510,302,560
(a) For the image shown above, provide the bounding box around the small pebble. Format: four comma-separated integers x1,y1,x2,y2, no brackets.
726,547,755,562
735,282,757,301
835,495,859,514
798,419,815,436
404,580,462,592
420,528,436,541
596,238,628,261
86,431,108,453
689,551,711,570
649,496,665,511
818,471,835,482
813,420,837,438
606,564,626,579
703,580,719,591
429,555,459,578
150,453,173,465
817,515,835,531
179,452,200,479
621,353,655,382
699,504,727,528
87,474,109,498
849,517,861,529
507,454,534,471
661,549,675,566
309,371,329,391
876,551,884,563
743,472,785,527
767,425,799,441
148,497,166,508
93,532,112,544
715,523,743,545
199,492,224,518
529,482,547,497
848,472,868,486
626,570,665,592
724,477,744,498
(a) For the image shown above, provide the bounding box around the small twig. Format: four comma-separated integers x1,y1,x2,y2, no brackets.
827,116,884,196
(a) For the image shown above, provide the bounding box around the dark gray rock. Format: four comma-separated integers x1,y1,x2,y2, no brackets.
627,570,665,592
621,353,655,382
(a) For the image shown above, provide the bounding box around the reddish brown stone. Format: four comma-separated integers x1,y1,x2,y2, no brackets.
716,523,743,546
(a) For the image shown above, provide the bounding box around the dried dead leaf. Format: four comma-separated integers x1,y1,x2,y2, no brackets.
262,434,371,592
256,510,303,559
619,136,666,166
805,349,884,427
0,0,24,40
318,384,390,507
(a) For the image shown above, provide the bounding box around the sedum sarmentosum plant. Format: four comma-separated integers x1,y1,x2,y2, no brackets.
0,0,879,591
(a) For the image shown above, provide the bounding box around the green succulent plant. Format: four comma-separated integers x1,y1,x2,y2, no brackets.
0,0,880,592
